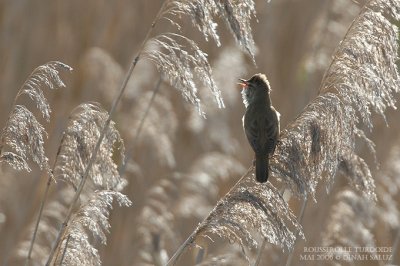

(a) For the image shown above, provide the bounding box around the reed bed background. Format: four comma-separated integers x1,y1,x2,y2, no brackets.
0,0,399,265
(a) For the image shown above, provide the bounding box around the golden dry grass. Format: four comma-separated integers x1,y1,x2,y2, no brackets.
0,0,399,265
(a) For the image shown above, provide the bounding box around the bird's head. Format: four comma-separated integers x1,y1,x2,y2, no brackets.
238,73,271,107
238,73,270,91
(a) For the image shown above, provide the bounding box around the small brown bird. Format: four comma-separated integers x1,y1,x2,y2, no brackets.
239,73,280,183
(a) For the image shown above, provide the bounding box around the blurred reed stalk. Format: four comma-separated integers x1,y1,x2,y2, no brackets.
284,197,308,266
118,74,163,176
26,160,57,266
253,238,267,266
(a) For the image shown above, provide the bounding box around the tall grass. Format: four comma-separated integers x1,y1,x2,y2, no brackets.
0,0,400,265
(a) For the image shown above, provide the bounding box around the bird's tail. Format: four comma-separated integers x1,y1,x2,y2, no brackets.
255,155,268,183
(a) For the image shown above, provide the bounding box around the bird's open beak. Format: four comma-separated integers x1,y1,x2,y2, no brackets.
238,78,248,89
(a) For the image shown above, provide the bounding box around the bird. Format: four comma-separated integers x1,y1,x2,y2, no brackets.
238,73,280,183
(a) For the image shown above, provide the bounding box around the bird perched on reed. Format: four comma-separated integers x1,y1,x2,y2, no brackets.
239,73,280,183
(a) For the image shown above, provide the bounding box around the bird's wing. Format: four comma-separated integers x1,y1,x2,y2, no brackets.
244,118,262,154
265,108,280,154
